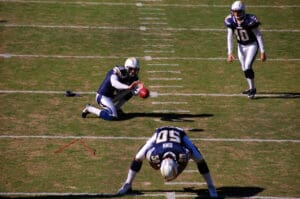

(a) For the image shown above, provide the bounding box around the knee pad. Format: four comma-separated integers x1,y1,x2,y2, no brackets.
197,159,210,174
244,69,254,79
99,108,115,121
130,159,143,172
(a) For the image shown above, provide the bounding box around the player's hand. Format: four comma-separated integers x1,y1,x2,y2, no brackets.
227,54,234,62
261,52,266,62
128,80,140,90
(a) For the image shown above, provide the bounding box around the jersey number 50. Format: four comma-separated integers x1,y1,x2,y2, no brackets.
156,130,181,144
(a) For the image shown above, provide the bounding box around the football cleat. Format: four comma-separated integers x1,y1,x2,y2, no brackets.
208,185,218,198
81,104,90,118
248,88,256,99
242,89,251,95
117,183,132,195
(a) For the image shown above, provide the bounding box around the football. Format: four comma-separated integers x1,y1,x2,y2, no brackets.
139,87,150,98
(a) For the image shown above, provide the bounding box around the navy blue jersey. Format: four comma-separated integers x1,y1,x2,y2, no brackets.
224,14,260,45
146,127,190,170
97,66,139,97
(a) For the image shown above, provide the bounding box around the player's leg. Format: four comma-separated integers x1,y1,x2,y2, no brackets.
82,94,117,120
243,43,258,98
190,146,217,198
113,90,133,115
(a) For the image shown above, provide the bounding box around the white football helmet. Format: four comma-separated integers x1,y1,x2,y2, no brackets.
124,57,139,77
231,1,245,20
160,158,178,181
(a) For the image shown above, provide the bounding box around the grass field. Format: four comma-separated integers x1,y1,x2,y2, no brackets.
0,0,299,198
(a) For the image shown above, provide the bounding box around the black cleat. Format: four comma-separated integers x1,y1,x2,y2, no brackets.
248,88,256,99
82,104,90,118
242,89,251,95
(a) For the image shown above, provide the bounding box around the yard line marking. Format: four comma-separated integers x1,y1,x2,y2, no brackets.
152,101,188,104
0,135,299,143
1,54,299,62
1,0,300,8
165,182,206,186
147,63,179,66
0,192,299,199
149,85,183,88
147,70,181,73
148,77,182,81
3,24,300,32
153,109,190,113
0,90,299,98
144,50,175,53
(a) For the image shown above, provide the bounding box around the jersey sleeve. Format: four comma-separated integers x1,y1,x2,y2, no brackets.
182,135,203,162
247,14,261,28
110,74,130,90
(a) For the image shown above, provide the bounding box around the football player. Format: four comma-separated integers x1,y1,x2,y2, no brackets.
82,57,141,120
118,126,218,198
225,1,267,99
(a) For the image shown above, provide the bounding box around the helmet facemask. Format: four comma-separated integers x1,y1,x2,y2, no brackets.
124,57,140,77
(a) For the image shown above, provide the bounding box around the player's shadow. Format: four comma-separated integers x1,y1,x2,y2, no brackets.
0,186,264,199
135,186,264,198
118,112,214,122
255,92,300,99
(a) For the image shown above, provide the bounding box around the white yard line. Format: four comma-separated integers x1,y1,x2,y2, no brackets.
1,0,300,8
1,54,299,62
0,90,299,98
2,24,300,32
0,135,299,143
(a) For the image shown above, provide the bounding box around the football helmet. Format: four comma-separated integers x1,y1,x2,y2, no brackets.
124,57,139,77
231,1,245,20
160,158,178,181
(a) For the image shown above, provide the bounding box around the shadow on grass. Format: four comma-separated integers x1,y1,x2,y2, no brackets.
0,186,264,199
255,92,300,99
118,112,214,122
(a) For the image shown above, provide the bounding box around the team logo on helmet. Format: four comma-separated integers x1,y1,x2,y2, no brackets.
160,158,178,181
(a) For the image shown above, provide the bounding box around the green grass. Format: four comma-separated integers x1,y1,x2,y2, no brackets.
0,0,299,198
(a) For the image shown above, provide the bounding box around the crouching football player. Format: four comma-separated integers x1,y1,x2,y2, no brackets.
82,57,141,120
118,126,218,198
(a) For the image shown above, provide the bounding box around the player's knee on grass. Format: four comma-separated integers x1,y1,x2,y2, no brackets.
99,108,116,121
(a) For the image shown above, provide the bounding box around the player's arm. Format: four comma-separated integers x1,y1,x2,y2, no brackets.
110,74,139,90
252,27,267,62
227,28,235,62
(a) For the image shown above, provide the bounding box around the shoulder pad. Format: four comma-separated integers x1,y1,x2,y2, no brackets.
245,14,260,27
224,15,235,28
112,66,121,76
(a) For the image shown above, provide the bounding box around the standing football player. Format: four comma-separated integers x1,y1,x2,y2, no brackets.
225,1,267,99
81,57,141,120
118,126,218,198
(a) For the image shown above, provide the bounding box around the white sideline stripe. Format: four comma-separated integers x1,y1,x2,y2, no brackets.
2,24,300,32
1,0,300,8
1,54,299,62
0,90,299,98
0,135,299,143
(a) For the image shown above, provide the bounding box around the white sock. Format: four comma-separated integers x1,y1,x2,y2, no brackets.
125,169,137,184
87,106,101,117
246,78,255,89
